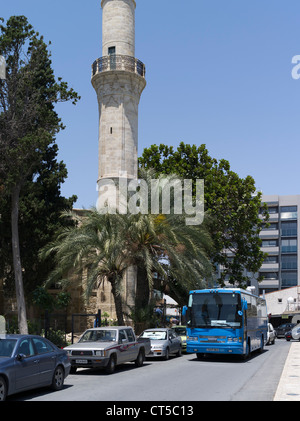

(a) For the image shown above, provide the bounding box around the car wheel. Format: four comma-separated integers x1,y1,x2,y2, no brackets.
52,365,65,391
176,347,182,357
106,355,116,374
70,366,77,374
135,350,145,367
0,376,7,401
163,348,169,360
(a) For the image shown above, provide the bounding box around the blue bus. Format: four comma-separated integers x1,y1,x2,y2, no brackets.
182,288,268,359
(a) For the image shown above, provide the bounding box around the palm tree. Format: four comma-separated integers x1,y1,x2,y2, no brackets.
40,210,130,325
41,171,214,325
124,168,214,310
123,211,213,311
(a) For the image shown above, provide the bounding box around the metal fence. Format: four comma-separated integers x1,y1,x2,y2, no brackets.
71,310,101,344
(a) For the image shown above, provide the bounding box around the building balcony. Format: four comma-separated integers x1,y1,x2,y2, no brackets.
260,263,279,271
92,55,146,78
260,229,279,239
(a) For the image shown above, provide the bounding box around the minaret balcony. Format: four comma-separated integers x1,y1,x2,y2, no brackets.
92,55,146,78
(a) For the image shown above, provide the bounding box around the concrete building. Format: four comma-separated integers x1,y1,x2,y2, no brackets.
257,195,300,295
254,195,300,324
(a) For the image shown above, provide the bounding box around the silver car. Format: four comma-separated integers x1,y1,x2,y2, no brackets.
0,334,70,401
266,323,276,345
140,328,182,360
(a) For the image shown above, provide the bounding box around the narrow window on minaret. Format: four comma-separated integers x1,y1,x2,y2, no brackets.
108,46,116,55
110,127,113,134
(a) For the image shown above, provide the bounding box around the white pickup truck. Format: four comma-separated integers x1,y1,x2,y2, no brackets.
64,326,151,374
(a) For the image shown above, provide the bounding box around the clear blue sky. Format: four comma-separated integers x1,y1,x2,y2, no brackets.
2,0,300,208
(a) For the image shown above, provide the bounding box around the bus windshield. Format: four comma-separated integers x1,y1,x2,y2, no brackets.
189,292,242,328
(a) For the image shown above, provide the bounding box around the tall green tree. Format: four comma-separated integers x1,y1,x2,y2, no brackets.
0,142,77,299
0,16,79,333
41,197,213,325
139,142,268,288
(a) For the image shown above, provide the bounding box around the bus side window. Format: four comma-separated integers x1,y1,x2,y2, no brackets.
251,297,257,317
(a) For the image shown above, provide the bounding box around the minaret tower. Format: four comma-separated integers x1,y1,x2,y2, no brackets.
92,0,146,190
91,0,146,315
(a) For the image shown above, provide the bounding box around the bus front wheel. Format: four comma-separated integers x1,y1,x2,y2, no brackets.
196,353,205,360
243,340,250,360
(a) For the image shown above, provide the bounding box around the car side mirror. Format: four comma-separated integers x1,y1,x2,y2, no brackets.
16,354,25,361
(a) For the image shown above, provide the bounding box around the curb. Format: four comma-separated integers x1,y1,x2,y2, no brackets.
273,341,300,401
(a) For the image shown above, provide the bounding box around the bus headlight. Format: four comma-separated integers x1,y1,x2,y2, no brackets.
187,336,198,342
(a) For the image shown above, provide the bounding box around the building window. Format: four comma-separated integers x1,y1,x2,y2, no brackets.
267,206,278,214
281,221,297,237
260,272,278,280
281,206,297,212
262,222,278,230
281,238,297,253
108,46,116,55
281,271,297,287
264,256,278,264
261,240,278,247
281,206,297,220
281,255,297,270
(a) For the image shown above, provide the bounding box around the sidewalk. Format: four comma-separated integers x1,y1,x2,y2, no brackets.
273,341,300,401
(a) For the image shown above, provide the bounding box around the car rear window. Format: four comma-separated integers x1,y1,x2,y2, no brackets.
0,339,17,357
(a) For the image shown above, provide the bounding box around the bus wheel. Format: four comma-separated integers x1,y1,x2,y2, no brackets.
242,340,250,360
259,336,264,353
196,353,205,360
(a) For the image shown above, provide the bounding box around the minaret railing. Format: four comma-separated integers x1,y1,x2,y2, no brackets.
92,55,146,78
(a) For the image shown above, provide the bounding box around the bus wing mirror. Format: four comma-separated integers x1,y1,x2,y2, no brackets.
182,306,188,324
242,299,248,310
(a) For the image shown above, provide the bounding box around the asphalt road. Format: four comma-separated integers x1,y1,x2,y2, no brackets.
10,339,290,402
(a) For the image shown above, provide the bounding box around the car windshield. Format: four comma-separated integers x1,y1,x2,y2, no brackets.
172,327,186,336
140,331,167,340
0,339,17,357
79,329,117,342
189,292,242,328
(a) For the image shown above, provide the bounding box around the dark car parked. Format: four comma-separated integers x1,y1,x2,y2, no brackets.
0,334,70,401
285,325,300,342
275,323,295,338
285,331,293,341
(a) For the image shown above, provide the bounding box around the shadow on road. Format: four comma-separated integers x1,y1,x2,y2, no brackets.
187,348,269,364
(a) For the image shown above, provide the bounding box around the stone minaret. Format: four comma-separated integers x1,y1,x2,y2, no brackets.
91,0,146,316
92,0,146,187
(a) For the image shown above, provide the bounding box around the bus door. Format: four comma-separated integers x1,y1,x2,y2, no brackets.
242,297,248,353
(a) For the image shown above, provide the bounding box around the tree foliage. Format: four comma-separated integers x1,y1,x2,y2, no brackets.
41,186,213,324
139,142,268,288
0,142,77,297
0,16,79,333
